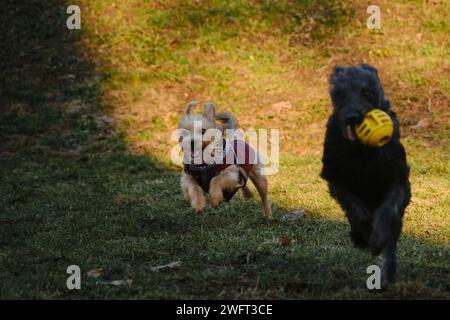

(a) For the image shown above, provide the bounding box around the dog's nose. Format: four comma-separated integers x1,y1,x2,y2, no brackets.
345,112,361,125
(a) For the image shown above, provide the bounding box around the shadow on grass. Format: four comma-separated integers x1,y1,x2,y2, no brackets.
0,1,448,299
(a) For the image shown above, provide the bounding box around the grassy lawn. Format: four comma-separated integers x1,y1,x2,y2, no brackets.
0,0,449,299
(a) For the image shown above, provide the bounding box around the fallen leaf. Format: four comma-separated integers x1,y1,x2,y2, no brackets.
282,210,306,221
279,236,291,247
272,101,293,112
86,268,104,278
150,261,182,272
410,118,432,129
107,91,122,98
103,280,133,286
96,115,115,127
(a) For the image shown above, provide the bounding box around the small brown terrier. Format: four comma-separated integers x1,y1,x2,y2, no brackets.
177,101,272,219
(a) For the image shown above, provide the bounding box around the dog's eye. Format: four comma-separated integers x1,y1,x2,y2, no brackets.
201,129,206,135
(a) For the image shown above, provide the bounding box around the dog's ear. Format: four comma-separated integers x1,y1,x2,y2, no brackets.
185,100,198,115
330,66,346,84
359,63,379,76
333,66,346,75
203,102,216,123
216,112,238,131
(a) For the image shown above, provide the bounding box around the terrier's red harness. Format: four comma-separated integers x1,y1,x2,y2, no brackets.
184,140,256,201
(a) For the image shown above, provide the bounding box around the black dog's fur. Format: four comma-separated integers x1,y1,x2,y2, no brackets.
321,64,411,286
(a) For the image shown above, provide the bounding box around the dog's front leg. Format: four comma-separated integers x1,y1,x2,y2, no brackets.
181,173,206,213
369,183,408,255
370,183,409,285
209,166,240,208
330,185,372,248
248,167,272,219
209,176,225,208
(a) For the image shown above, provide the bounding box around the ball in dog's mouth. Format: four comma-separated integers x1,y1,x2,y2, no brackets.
347,125,357,141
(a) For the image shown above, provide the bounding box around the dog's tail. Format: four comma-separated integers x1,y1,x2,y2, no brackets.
216,111,239,130
185,100,198,115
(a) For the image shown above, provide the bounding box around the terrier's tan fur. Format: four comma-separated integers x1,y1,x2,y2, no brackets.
178,101,272,219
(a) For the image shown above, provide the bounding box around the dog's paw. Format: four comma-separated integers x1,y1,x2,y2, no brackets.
381,264,397,288
241,186,254,199
379,253,398,287
381,271,397,289
210,192,224,208
193,207,204,214
191,197,206,214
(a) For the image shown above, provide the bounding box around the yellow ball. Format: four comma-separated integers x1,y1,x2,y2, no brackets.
355,109,393,147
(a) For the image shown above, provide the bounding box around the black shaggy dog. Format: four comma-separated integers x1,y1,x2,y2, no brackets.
321,64,411,286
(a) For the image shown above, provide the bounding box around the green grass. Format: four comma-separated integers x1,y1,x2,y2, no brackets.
0,0,449,299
